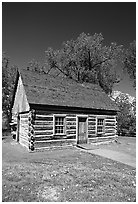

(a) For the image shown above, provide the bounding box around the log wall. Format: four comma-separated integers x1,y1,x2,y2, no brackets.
22,109,117,151
34,111,53,147
66,114,76,139
104,116,116,137
88,115,117,144
88,116,96,138
19,113,29,148
33,110,77,149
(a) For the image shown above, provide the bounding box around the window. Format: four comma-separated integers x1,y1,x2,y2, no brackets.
55,116,65,134
97,118,104,135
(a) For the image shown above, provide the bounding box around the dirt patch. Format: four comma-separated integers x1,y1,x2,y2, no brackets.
37,185,60,201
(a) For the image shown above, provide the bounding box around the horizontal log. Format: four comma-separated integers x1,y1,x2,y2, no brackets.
20,131,28,136
105,119,116,123
35,135,65,140
35,110,53,115
34,136,53,141
105,133,115,136
105,127,116,130
34,129,53,133
88,134,96,138
20,123,28,127
34,125,53,130
20,120,28,124
105,126,116,130
35,116,53,121
34,130,53,135
88,131,96,135
20,130,28,135
20,126,28,130
66,118,76,121
36,114,53,117
19,135,29,142
88,122,96,126
66,130,76,135
66,135,76,139
66,122,76,126
52,135,76,140
20,124,28,128
89,115,96,118
35,135,76,141
88,126,96,130
34,120,53,125
105,129,115,133
105,116,116,119
88,118,96,121
66,114,76,117
66,126,76,130
105,119,116,122
34,139,76,149
88,136,116,144
105,122,116,126
20,114,29,118
20,117,28,120
66,129,76,133
20,125,28,129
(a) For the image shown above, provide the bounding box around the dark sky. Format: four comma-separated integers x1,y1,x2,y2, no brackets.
2,2,136,96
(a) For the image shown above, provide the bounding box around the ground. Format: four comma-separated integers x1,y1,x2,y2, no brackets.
2,136,136,202
100,136,136,157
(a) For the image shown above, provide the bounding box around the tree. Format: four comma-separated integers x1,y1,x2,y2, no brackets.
2,53,17,127
27,59,46,73
45,33,123,94
124,41,136,88
115,93,136,136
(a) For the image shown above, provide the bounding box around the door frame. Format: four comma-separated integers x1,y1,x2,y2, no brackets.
76,115,88,144
16,113,20,142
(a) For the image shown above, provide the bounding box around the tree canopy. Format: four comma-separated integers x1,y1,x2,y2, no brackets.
44,33,123,94
115,93,136,136
2,53,17,125
124,41,136,88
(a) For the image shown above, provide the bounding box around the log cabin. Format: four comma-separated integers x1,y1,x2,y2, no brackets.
11,68,118,151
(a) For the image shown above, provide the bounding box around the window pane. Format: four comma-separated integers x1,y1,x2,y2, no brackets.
97,127,103,133
98,119,104,125
55,116,65,134
97,118,104,134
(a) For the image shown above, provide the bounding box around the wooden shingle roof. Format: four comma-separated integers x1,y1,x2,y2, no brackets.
19,69,118,111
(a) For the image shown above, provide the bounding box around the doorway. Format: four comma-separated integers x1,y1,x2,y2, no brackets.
16,114,20,142
77,117,87,144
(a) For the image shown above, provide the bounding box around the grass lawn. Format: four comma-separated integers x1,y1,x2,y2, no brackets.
2,137,136,202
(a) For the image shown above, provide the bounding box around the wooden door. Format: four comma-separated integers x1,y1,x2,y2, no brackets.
16,114,20,142
77,117,87,144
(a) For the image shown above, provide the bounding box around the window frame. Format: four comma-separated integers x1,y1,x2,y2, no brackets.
53,114,66,135
96,117,105,136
